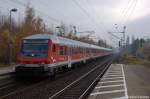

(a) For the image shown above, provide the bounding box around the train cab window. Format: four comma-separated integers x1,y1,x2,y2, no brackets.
52,44,56,52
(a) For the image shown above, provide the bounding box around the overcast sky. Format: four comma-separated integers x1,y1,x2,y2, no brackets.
0,0,150,46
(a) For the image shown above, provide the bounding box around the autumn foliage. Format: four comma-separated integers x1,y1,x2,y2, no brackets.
0,7,50,64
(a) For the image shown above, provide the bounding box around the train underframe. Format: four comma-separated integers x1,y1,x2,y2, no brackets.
15,56,106,77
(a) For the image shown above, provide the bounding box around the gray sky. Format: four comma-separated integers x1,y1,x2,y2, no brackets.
0,0,150,46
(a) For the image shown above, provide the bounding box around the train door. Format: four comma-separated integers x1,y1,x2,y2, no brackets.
59,46,67,62
67,46,72,68
83,48,86,63
51,44,57,63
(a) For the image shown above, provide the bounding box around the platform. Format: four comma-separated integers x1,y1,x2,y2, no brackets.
88,64,150,99
0,65,15,75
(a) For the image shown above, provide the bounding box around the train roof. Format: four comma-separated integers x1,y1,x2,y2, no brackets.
24,34,112,51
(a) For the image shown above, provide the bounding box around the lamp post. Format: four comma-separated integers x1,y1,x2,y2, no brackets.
9,8,17,65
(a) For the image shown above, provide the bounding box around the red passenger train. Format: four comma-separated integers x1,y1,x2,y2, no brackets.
16,34,112,76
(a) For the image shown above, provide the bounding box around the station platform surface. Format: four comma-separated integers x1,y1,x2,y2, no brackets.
88,64,150,99
0,65,15,75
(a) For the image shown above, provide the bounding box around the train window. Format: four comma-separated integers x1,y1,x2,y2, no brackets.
73,47,76,54
52,44,56,52
78,48,79,54
60,46,65,55
78,48,80,54
72,48,74,54
64,47,67,55
75,47,78,54
80,48,82,54
86,49,89,53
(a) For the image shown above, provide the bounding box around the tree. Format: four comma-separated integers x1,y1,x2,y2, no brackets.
34,16,45,33
0,29,10,63
98,39,107,47
126,35,130,46
130,39,140,56
57,22,68,37
141,43,150,60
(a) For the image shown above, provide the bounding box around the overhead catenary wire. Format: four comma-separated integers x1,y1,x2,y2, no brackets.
108,0,134,32
113,0,137,27
36,0,74,25
123,0,138,25
5,0,104,38
117,0,131,25
71,0,110,44
7,0,105,32
86,0,113,43
8,0,61,24
108,0,138,46
12,0,103,37
3,0,117,46
119,0,135,22
71,0,106,33
83,0,114,45
69,0,99,34
84,0,119,46
118,0,138,25
84,0,108,32
36,0,101,35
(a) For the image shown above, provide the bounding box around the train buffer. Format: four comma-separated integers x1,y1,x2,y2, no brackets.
88,64,150,99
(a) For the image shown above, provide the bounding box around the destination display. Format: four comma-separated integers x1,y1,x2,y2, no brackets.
23,39,49,43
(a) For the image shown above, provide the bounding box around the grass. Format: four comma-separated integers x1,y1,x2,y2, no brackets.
120,54,145,65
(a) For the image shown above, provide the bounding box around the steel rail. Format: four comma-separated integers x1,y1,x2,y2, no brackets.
0,72,15,76
79,60,113,99
49,57,112,99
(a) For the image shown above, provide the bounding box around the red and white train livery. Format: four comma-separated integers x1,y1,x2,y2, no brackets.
16,34,112,76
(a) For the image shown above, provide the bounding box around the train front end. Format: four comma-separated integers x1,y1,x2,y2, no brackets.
16,39,52,77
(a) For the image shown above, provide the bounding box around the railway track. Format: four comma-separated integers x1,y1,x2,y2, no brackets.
0,73,18,97
0,72,14,77
0,56,113,99
0,72,43,98
0,73,16,92
49,57,113,99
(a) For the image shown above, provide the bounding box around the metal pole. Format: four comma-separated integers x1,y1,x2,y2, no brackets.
123,26,126,47
9,10,12,65
8,8,17,66
55,27,56,35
